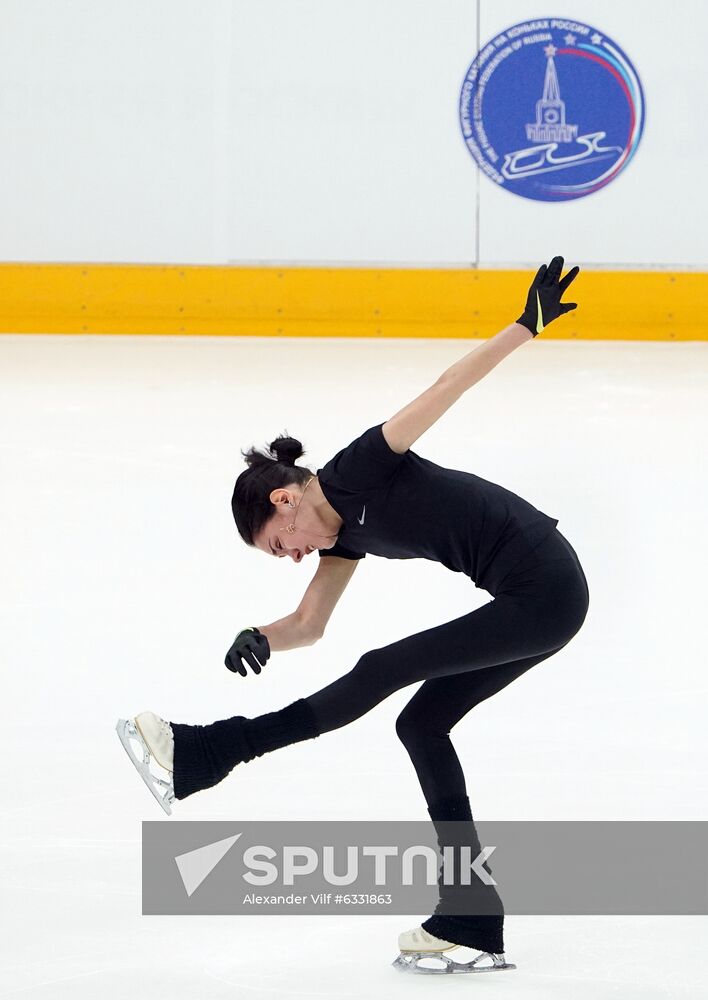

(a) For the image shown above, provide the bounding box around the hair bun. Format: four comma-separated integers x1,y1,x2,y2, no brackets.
269,433,304,467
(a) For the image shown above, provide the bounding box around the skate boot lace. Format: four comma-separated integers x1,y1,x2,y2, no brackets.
158,717,173,742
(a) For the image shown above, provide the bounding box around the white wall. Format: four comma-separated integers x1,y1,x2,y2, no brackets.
0,0,705,267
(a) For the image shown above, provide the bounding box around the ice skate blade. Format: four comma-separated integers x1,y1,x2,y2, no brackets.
392,950,516,975
116,718,175,815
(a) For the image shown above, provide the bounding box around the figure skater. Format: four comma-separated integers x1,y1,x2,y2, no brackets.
117,255,589,974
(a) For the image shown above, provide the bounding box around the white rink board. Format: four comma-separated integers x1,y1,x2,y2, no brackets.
0,0,705,266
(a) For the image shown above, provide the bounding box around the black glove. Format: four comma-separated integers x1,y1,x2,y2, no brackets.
516,255,579,336
224,627,271,676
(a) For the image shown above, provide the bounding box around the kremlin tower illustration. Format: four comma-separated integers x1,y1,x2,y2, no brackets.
526,45,578,144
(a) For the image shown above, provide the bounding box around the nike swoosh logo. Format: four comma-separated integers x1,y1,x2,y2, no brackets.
358,506,366,525
535,290,544,334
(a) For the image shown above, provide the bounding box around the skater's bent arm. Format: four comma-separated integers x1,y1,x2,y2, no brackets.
255,611,320,652
294,555,359,639
256,558,359,650
382,323,532,454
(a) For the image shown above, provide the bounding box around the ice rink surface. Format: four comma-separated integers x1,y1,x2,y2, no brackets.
1,332,706,998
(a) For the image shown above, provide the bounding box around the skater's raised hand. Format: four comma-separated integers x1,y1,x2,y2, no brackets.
516,255,579,337
225,626,271,676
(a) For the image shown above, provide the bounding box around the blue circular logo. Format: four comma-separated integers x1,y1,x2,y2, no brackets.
459,17,646,201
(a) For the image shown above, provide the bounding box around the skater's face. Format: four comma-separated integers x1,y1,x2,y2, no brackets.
252,483,340,563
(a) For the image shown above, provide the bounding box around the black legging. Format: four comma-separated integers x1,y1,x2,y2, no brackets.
309,526,588,802
171,527,590,807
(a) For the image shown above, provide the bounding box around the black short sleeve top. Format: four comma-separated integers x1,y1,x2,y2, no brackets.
316,423,559,595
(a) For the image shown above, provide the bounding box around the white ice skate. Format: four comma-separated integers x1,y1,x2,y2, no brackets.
392,925,516,975
115,712,175,815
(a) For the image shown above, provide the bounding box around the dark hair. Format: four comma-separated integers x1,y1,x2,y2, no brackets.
232,432,315,546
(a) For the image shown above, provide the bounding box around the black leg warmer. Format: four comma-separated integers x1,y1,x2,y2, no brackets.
169,698,321,800
420,793,505,954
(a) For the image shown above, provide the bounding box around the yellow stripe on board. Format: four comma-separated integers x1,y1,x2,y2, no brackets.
0,263,705,340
